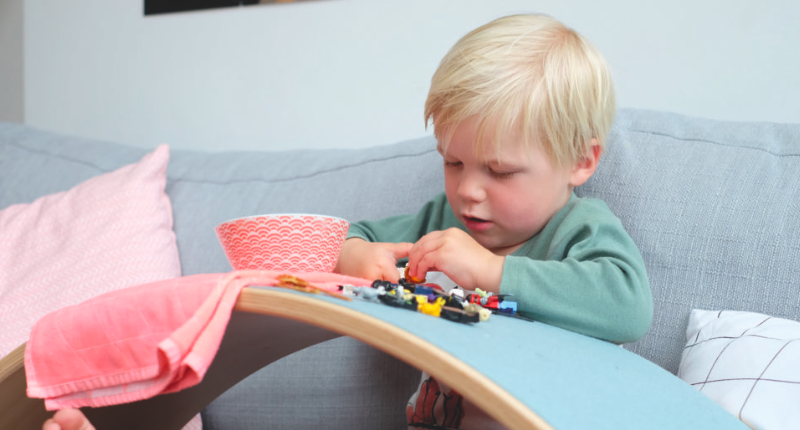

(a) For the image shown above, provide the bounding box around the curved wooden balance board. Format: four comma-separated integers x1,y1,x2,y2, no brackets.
0,286,748,430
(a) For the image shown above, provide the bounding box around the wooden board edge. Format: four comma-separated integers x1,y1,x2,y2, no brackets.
234,286,554,430
0,343,25,383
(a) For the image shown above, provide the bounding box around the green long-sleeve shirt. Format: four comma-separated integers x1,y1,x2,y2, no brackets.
347,192,653,344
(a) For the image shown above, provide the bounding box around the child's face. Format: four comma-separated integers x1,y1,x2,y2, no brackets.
439,116,578,256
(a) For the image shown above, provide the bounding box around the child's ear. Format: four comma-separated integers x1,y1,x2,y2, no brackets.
569,139,601,187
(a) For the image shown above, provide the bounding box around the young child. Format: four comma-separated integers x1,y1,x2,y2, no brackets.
334,13,653,429
43,14,652,430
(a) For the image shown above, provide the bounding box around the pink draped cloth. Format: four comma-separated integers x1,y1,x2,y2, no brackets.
24,270,372,410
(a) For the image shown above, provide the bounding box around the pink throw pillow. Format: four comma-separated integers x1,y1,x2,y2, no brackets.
0,145,181,358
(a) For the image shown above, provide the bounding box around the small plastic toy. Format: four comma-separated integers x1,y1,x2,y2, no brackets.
440,306,481,323
339,284,356,297
275,274,352,301
463,288,518,315
414,284,436,296
417,296,446,317
403,263,426,284
353,286,382,302
378,287,418,311
462,303,492,322
498,301,517,316
449,287,465,299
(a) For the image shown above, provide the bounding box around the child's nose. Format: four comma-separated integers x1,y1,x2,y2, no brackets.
457,175,487,202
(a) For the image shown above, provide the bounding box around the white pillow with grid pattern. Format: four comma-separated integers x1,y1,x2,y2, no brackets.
678,309,800,430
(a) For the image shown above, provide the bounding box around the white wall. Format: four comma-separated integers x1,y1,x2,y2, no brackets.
21,0,800,151
0,0,23,122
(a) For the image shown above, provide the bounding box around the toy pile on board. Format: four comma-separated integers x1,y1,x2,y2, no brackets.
337,266,520,325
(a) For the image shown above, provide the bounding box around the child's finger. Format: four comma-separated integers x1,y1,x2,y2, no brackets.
359,261,397,282
379,264,402,283
42,420,61,430
407,232,445,279
48,409,96,430
408,230,442,259
389,242,413,260
371,242,411,282
412,250,442,281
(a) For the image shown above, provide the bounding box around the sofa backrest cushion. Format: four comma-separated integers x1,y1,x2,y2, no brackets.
577,109,800,373
0,125,148,207
0,123,443,279
165,137,443,275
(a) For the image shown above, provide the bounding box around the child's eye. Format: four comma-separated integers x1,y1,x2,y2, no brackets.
489,169,515,179
443,160,462,168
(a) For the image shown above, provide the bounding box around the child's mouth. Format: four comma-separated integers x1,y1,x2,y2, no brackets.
463,216,492,231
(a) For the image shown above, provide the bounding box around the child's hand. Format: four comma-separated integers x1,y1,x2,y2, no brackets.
406,228,504,292
334,238,412,283
42,409,96,430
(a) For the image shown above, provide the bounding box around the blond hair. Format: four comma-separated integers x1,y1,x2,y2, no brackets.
425,14,615,167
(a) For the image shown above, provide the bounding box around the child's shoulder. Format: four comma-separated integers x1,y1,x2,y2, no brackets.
552,194,626,233
563,194,616,219
541,194,636,252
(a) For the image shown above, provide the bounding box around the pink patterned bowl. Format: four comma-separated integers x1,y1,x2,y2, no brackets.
215,214,350,272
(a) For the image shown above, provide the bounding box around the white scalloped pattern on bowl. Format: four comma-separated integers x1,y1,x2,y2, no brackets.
215,214,349,272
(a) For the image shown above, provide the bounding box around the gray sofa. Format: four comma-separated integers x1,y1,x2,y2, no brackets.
1,108,798,429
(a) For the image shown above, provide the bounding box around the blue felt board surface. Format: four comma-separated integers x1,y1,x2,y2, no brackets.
255,286,749,430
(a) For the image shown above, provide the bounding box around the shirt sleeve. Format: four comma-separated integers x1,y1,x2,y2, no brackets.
348,193,652,344
346,192,463,243
500,199,653,344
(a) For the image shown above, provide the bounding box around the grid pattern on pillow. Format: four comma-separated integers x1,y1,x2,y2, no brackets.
678,309,800,430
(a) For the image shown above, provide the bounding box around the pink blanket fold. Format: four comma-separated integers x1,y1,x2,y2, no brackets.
24,270,372,410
